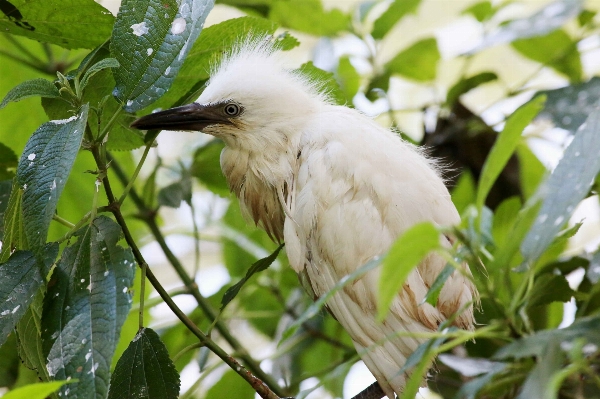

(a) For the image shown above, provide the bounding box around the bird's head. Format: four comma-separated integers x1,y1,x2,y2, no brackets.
131,38,329,150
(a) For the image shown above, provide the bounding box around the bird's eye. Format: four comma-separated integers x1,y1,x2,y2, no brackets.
224,103,241,116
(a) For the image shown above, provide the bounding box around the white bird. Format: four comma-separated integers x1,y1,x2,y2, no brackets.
132,38,478,399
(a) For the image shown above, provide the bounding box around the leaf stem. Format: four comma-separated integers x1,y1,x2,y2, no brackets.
118,142,152,205
138,261,147,329
52,214,75,229
97,107,123,143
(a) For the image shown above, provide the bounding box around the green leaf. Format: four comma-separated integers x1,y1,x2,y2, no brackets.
0,251,44,347
461,1,494,22
269,0,348,36
473,0,583,51
423,264,454,306
297,62,346,105
0,180,12,240
512,29,582,83
0,143,18,180
476,96,545,210
157,171,192,208
377,222,440,320
578,9,596,26
516,144,546,199
111,0,214,112
16,104,88,257
108,327,180,399
451,170,476,216
0,333,20,388
336,56,360,101
190,139,229,196
494,315,600,359
454,363,507,399
205,370,254,399
528,273,575,307
0,0,114,49
386,38,440,82
15,287,49,380
0,79,61,109
2,381,73,399
0,181,28,263
521,109,600,266
41,216,135,398
446,72,497,105
220,244,284,311
536,77,600,133
80,58,120,91
42,65,144,151
371,0,421,39
516,340,564,399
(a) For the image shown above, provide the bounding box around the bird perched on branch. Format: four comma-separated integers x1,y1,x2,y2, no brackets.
132,38,478,399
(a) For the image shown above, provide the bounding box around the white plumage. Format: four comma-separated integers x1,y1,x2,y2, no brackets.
133,39,478,398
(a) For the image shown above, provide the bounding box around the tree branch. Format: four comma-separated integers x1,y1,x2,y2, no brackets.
92,147,282,399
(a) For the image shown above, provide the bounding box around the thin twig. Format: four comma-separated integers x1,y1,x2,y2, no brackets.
106,152,286,397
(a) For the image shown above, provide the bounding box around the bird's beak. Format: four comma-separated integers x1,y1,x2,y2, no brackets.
130,103,229,131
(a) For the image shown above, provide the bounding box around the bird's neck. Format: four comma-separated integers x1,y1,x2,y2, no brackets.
220,139,299,242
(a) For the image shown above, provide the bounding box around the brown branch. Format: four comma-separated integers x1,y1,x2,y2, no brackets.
351,382,386,399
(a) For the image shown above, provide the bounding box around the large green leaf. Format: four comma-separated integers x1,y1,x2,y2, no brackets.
512,29,582,83
0,79,61,109
16,286,50,381
111,0,214,112
0,181,28,262
41,216,135,398
377,222,441,320
0,0,114,49
476,96,545,210
385,38,440,82
151,16,280,110
297,62,346,105
108,327,180,399
371,0,421,39
16,104,88,257
269,0,348,36
536,77,600,133
521,109,600,266
516,340,565,399
0,251,44,347
473,0,582,51
527,273,574,308
2,381,72,399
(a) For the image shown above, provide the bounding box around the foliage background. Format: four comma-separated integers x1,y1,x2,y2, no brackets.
1,0,600,398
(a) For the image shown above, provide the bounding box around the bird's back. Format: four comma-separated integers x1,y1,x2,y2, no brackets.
282,105,477,397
